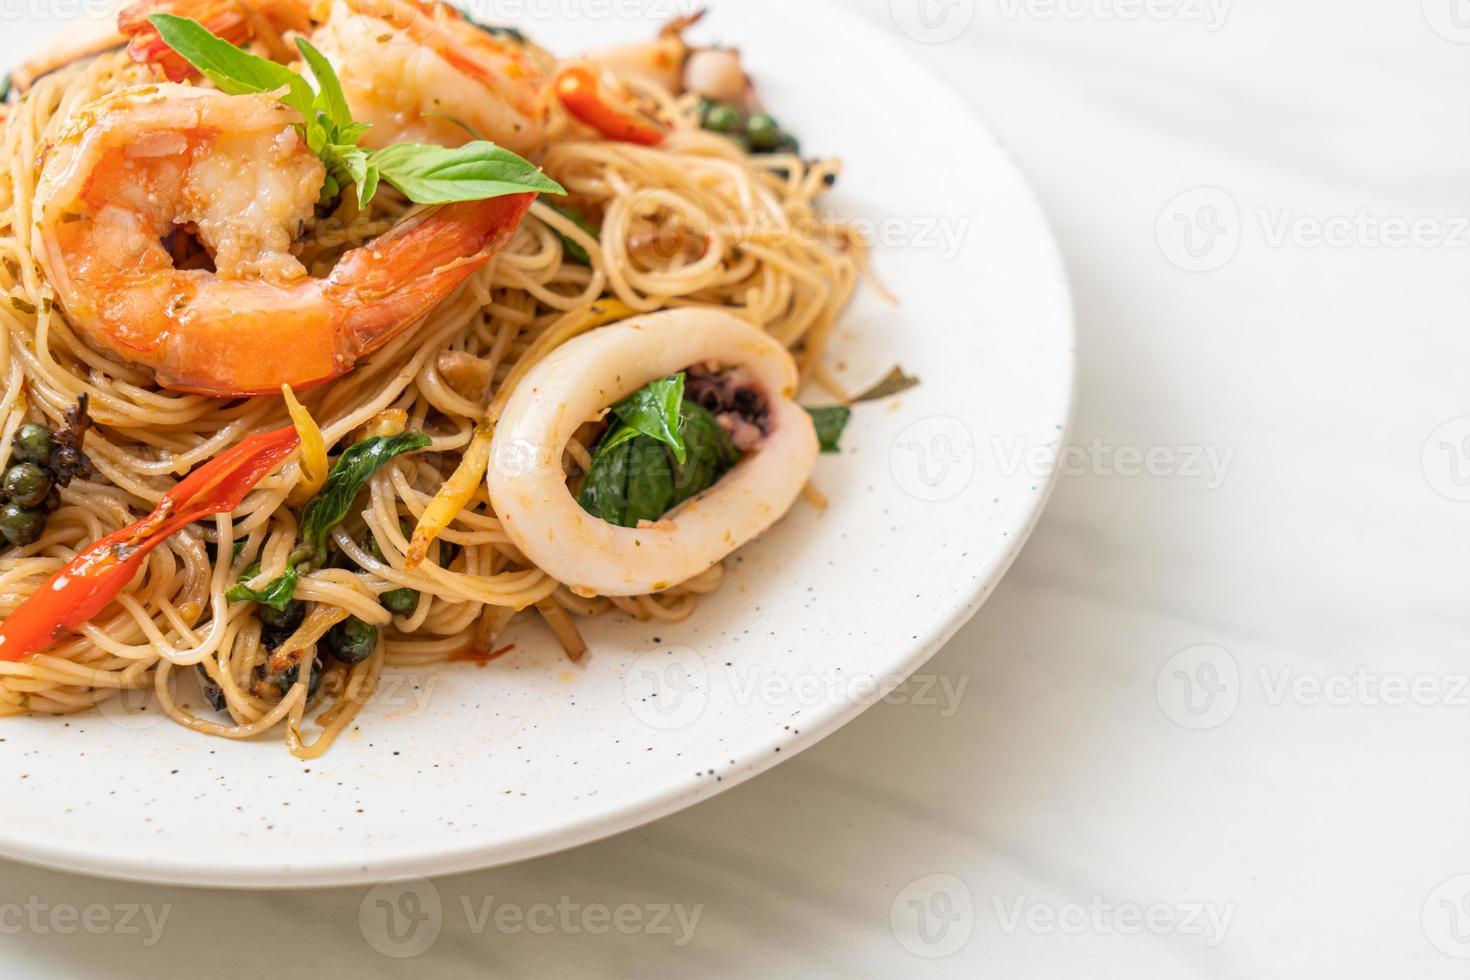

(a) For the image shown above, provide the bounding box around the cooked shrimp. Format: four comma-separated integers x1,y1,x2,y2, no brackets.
487,308,819,598
583,11,753,107
33,83,533,397
119,0,314,80
119,0,553,153
311,0,551,152
584,11,703,93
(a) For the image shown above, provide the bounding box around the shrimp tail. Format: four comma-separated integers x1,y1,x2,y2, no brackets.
327,193,534,357
120,0,242,81
151,193,535,397
118,0,313,80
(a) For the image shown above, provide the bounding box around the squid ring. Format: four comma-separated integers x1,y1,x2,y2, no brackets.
487,308,819,597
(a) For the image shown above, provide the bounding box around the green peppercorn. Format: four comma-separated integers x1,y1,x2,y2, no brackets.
258,599,306,636
3,463,51,508
325,616,378,665
703,103,742,134
362,521,414,564
381,587,419,616
0,503,45,547
745,113,783,151
11,423,54,467
363,530,386,563
362,528,420,616
774,132,801,155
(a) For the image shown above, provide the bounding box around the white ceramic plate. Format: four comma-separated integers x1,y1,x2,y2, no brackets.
0,0,1073,887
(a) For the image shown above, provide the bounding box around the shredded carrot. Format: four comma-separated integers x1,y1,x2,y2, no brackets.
282,384,327,506
405,299,636,569
406,416,494,569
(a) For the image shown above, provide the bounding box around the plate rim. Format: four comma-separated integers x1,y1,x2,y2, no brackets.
0,0,1076,888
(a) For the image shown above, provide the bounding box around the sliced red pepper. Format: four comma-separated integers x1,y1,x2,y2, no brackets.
0,426,301,662
555,65,666,147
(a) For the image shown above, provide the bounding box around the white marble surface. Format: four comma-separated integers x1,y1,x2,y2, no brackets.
4,0,1469,975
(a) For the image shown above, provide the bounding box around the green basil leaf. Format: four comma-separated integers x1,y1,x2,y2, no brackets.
357,161,381,208
622,438,675,526
300,433,431,559
806,406,851,453
578,438,632,527
671,400,739,504
547,202,599,265
578,437,677,529
608,374,687,464
595,421,642,457
226,562,299,611
147,14,315,120
338,121,373,144
322,143,376,207
368,140,565,204
855,366,920,403
294,36,353,132
581,401,740,527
